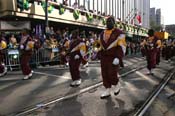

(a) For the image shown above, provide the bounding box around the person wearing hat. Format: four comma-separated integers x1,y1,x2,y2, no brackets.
20,29,34,80
98,16,126,99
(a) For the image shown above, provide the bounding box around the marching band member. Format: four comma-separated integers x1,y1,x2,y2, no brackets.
165,39,172,62
145,29,160,74
0,34,7,77
156,37,161,65
140,39,146,57
20,29,34,80
98,16,126,99
161,40,166,58
68,30,87,87
172,39,175,57
60,36,70,67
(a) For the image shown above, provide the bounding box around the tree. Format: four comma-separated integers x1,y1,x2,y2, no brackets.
150,20,163,31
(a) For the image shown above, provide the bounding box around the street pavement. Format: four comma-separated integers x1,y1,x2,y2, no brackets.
144,57,175,116
0,55,174,116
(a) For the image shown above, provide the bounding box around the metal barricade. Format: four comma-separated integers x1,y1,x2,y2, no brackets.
3,47,62,70
36,47,60,66
6,49,20,71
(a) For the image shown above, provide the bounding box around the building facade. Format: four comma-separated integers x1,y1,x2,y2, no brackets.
165,25,175,37
62,0,150,28
150,8,156,25
150,8,164,26
0,0,148,37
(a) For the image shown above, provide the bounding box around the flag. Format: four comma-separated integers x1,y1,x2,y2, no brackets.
131,19,134,25
136,14,141,25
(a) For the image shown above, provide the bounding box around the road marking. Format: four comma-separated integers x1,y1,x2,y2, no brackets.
15,65,146,116
33,71,71,80
129,58,140,63
135,71,157,84
123,60,133,65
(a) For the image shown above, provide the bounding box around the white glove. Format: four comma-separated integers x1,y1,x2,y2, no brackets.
112,58,119,65
20,45,24,49
150,44,153,47
74,55,80,60
25,45,30,50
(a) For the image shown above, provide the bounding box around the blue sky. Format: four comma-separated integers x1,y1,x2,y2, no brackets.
150,0,175,25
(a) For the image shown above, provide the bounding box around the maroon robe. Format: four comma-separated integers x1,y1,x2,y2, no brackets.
60,39,69,65
165,46,172,60
173,45,175,56
69,39,85,81
20,35,33,75
0,39,6,74
0,50,5,73
145,36,159,70
99,28,124,88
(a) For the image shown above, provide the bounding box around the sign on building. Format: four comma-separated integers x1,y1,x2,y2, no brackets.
0,21,31,30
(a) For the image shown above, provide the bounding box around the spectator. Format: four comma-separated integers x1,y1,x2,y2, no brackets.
79,5,85,10
9,34,18,49
72,2,78,9
63,0,68,6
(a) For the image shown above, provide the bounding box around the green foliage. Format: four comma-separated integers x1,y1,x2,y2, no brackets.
17,0,29,11
59,7,65,15
86,13,93,22
41,1,54,13
102,18,106,25
150,20,163,31
73,10,80,20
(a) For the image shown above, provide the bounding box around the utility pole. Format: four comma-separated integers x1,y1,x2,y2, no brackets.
45,0,49,34
122,0,125,21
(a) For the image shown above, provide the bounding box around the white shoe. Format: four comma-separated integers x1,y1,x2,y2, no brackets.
70,81,76,86
29,72,33,77
0,67,7,77
0,73,4,77
23,75,30,80
23,72,32,80
75,79,81,85
64,63,69,68
147,70,153,75
101,88,111,99
70,79,81,87
114,83,120,95
84,62,89,67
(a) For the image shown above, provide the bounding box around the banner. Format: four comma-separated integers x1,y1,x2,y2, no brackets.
0,21,31,30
